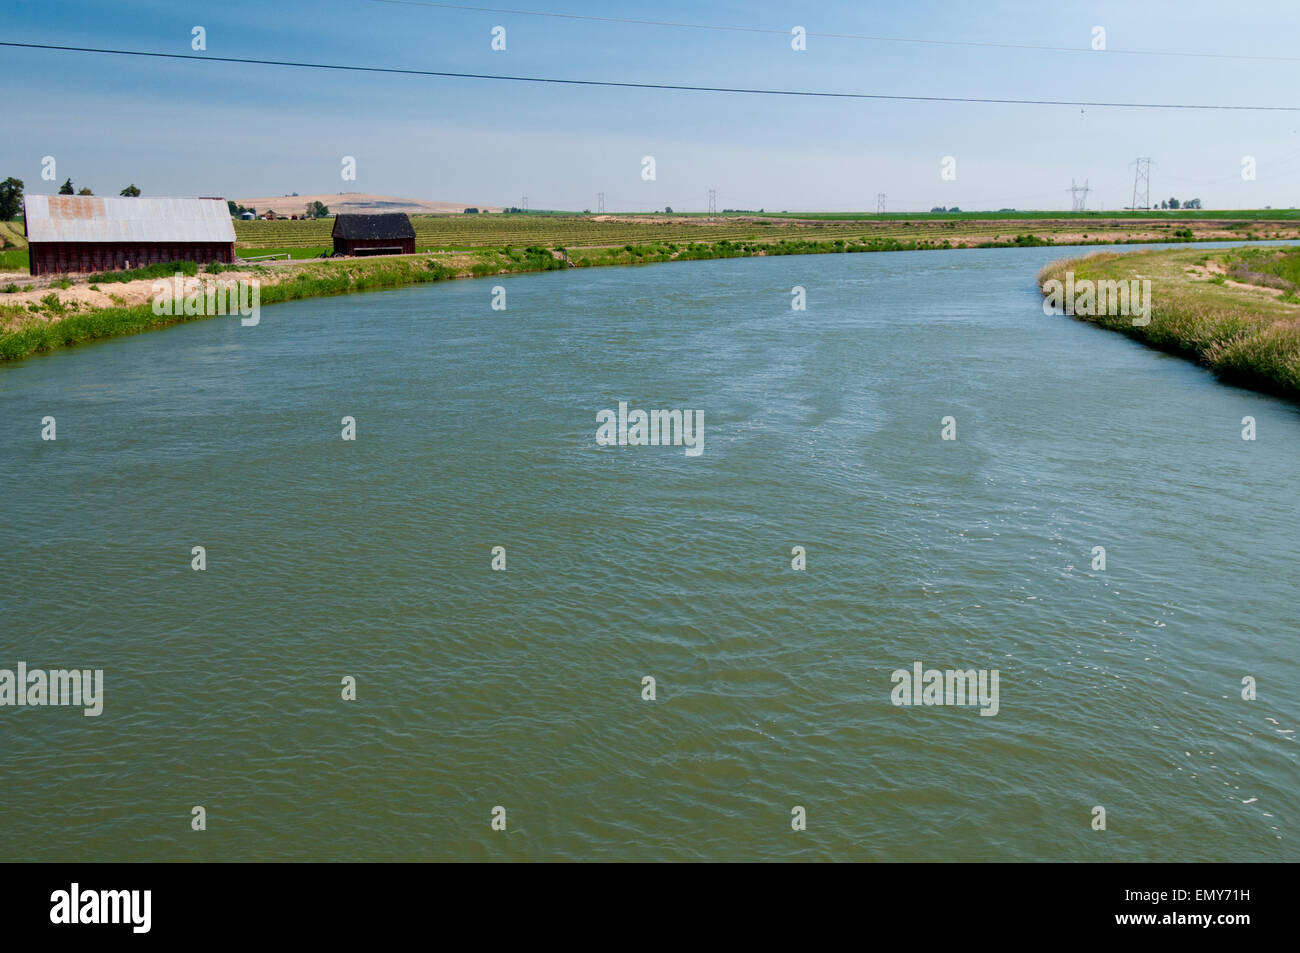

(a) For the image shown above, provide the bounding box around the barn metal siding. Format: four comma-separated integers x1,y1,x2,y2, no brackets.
333,236,417,256
28,241,236,276
23,195,237,275
24,195,236,243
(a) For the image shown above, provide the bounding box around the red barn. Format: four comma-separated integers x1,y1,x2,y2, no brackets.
332,213,416,256
23,195,236,276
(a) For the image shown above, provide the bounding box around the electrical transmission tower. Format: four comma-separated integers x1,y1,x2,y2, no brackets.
597,192,605,214
876,193,886,214
707,189,717,216
522,196,528,213
1129,158,1153,210
1068,178,1091,211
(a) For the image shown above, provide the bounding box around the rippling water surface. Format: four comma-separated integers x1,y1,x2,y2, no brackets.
1,244,1296,861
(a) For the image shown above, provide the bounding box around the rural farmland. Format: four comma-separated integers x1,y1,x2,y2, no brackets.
230,211,1300,254
4,0,1300,891
5,211,1299,274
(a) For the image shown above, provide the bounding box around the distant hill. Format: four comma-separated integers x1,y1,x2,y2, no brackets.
232,193,503,216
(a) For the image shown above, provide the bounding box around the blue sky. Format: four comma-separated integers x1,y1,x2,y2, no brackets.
3,0,1299,211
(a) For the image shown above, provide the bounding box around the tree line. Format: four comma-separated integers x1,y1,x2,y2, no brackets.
0,177,332,222
0,177,146,219
54,178,139,197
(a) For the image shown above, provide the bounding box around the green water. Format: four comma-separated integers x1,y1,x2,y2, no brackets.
1,245,1296,861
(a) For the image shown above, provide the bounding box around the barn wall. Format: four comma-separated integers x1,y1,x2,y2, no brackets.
28,242,235,276
334,237,415,256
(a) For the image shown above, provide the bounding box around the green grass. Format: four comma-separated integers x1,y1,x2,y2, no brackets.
238,246,333,260
1039,246,1300,399
0,248,28,271
86,260,199,284
1220,247,1300,289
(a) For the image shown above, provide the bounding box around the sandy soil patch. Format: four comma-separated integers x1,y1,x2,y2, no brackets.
3,269,268,311
1184,260,1293,299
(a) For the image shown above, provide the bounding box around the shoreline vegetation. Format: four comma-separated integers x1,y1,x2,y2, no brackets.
4,209,1300,363
1038,246,1300,400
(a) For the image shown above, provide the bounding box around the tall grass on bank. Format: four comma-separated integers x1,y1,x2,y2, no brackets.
0,257,460,361
1038,249,1300,399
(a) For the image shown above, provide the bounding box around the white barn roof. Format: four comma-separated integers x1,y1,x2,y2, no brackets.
23,195,236,244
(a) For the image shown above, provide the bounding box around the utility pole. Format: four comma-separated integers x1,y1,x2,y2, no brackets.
707,189,717,216
1129,158,1153,210
876,193,886,214
597,192,605,214
1068,178,1091,212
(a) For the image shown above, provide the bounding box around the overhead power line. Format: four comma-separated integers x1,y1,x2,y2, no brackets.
2,42,1297,112
367,0,1300,64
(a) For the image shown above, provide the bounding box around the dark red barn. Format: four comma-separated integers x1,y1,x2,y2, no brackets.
331,213,416,256
24,195,236,276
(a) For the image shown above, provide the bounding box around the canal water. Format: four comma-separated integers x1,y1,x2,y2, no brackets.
1,243,1296,861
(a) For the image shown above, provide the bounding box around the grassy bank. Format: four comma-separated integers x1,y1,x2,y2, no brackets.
6,228,1300,366
1038,246,1300,399
0,251,547,361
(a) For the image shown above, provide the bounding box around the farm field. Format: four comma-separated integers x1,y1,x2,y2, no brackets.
5,211,1300,276
760,208,1300,222
0,220,27,249
0,221,27,272
232,212,1300,252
